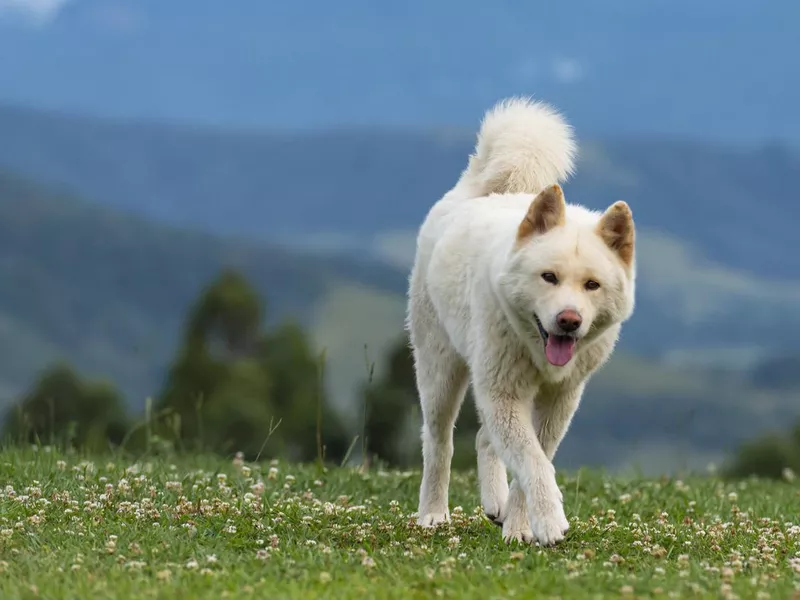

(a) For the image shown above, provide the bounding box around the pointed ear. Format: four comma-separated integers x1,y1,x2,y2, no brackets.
517,184,567,240
596,201,635,267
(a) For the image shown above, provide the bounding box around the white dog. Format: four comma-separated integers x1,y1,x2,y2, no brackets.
407,97,636,546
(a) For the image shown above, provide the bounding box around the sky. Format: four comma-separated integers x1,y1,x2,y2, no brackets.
0,0,798,143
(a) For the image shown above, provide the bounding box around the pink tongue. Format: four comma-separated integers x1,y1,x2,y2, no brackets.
545,336,576,366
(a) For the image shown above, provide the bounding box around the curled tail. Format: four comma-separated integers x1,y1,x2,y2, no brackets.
458,97,577,198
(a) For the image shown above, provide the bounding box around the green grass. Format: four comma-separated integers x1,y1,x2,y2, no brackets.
0,448,798,599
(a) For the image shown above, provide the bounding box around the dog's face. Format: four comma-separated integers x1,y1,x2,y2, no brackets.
498,185,636,368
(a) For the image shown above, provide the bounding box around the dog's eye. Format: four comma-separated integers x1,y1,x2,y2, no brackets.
541,272,558,285
584,280,601,291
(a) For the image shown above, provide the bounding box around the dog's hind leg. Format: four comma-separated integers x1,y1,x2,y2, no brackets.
409,289,469,528
413,342,468,527
476,425,508,523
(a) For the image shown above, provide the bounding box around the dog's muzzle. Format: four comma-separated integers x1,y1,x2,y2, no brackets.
533,313,549,343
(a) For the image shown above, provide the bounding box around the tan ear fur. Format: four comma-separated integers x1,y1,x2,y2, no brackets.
517,184,567,240
596,201,635,267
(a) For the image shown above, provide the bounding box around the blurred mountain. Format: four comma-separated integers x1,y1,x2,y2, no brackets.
0,150,798,472
0,104,797,276
0,166,797,473
0,169,407,412
0,0,798,142
0,103,798,360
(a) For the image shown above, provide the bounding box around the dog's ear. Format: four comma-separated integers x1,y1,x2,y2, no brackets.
596,201,635,267
517,184,567,240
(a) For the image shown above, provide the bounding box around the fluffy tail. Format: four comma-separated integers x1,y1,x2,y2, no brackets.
457,97,577,197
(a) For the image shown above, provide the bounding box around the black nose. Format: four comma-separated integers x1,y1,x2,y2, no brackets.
556,309,582,333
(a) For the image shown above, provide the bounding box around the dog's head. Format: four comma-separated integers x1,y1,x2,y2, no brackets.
497,184,636,369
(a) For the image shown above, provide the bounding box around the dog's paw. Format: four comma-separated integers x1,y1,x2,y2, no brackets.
500,499,532,544
482,496,507,526
482,500,505,524
416,512,450,528
480,483,508,526
530,504,569,547
486,514,504,528
502,519,533,545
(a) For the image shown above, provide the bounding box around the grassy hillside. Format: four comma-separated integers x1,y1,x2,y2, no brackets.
0,170,407,412
1,449,798,599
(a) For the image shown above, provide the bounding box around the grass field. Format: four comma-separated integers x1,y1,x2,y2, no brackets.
0,448,798,599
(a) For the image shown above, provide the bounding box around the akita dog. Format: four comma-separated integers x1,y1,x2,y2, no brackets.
407,97,636,546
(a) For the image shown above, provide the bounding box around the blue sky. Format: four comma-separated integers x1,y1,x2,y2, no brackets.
0,0,798,143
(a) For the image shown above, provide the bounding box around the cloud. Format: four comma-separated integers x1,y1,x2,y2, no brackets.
0,0,73,23
551,58,584,84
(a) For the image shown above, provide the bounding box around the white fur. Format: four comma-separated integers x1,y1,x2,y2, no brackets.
407,96,636,546
460,96,577,198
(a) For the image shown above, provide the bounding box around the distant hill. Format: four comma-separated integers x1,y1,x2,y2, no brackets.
0,104,797,279
0,169,407,412
0,105,799,362
0,168,798,473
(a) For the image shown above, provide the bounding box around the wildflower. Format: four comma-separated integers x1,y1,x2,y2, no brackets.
361,555,376,569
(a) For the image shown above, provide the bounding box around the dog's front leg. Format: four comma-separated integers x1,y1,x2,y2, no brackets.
535,384,585,461
473,376,569,547
497,385,584,538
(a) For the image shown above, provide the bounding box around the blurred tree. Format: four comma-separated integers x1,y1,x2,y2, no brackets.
361,336,417,466
260,321,349,462
724,418,800,480
199,358,275,457
155,268,348,462
361,335,480,469
2,362,129,451
184,268,264,358
155,269,266,448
